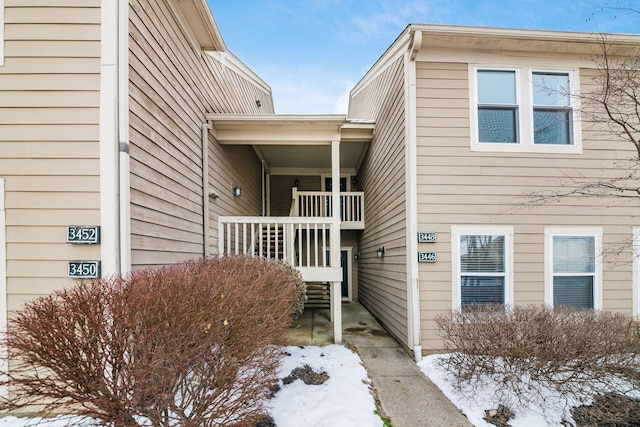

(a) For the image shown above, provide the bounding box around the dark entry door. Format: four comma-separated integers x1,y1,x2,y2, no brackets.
325,178,347,218
340,250,348,298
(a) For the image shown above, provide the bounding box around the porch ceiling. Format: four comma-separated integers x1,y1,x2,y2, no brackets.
207,114,375,169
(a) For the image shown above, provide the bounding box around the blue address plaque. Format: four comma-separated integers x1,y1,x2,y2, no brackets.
67,226,100,244
418,252,437,263
68,261,101,279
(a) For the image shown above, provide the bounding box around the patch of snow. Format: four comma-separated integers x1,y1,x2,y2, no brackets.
0,345,383,427
269,345,383,427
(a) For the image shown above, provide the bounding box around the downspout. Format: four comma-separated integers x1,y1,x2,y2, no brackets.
100,0,130,275
118,0,131,274
405,29,422,362
202,119,212,257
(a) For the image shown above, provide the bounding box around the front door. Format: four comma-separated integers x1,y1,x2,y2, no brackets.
325,177,347,192
325,178,347,219
327,249,350,299
340,250,348,298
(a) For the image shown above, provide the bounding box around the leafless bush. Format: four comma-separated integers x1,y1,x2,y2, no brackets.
435,305,640,409
0,256,305,426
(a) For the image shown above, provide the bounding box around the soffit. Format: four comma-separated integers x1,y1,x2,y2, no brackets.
413,24,640,56
207,114,374,169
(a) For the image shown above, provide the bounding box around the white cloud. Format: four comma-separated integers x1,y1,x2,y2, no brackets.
259,64,355,114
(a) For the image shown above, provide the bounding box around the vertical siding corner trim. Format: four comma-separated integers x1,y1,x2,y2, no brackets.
0,178,6,398
404,43,422,361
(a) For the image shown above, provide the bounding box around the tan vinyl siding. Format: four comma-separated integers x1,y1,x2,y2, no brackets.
0,0,101,312
416,61,637,352
129,0,269,269
355,57,409,346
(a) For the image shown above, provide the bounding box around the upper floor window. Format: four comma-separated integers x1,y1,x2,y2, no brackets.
545,227,602,310
471,66,581,153
477,70,518,143
532,72,572,145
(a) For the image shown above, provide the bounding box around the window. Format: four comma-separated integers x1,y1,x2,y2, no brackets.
545,227,601,309
452,226,513,310
532,72,572,145
477,70,518,143
471,66,581,153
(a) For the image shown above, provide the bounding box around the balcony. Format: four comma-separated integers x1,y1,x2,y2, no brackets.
217,216,342,283
290,188,364,230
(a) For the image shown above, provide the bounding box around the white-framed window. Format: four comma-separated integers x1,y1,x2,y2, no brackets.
544,227,602,310
451,226,514,310
470,66,581,153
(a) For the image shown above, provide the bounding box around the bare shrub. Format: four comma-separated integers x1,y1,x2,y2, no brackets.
435,305,640,409
1,256,305,426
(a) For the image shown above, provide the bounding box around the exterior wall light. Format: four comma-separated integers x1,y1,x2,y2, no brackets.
294,178,300,187
233,184,242,197
376,247,385,258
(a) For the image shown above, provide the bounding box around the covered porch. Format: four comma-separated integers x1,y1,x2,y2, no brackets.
208,114,374,343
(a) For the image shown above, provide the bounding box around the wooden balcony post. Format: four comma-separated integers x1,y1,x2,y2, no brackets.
331,140,342,344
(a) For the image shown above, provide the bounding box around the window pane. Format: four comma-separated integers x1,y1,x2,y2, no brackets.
553,276,594,309
461,276,505,306
461,235,505,273
533,72,570,106
478,70,516,104
534,109,571,145
553,236,595,273
478,107,518,143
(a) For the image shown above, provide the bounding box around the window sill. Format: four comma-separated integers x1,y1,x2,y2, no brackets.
470,141,582,154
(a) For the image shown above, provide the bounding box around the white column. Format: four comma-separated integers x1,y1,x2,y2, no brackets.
331,140,342,344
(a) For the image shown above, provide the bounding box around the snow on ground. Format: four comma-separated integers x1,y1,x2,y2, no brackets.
2,347,614,427
269,345,383,427
0,345,383,427
419,354,584,427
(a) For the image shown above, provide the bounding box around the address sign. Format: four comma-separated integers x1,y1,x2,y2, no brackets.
418,252,437,263
67,226,100,244
68,261,101,279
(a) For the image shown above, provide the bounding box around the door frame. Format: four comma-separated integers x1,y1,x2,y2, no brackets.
342,247,353,301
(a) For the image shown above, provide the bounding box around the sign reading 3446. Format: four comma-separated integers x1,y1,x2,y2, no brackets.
418,252,437,263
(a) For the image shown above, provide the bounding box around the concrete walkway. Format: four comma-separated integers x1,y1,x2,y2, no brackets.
288,302,471,427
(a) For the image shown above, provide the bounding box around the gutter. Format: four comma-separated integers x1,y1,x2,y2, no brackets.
202,119,212,257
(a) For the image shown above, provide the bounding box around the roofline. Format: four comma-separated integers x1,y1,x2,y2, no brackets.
350,23,640,101
205,51,273,102
170,0,227,52
206,114,348,124
409,23,640,45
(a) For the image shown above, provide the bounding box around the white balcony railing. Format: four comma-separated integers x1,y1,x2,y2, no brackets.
218,216,342,282
290,189,364,229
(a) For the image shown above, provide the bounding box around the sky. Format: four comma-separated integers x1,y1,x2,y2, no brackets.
208,0,639,115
